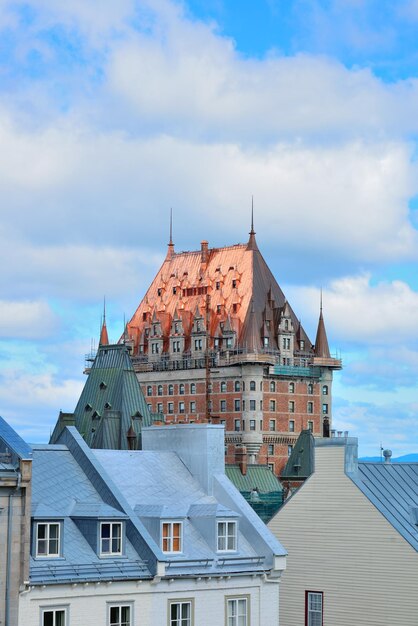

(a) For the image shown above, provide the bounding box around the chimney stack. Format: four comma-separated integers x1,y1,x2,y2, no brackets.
201,240,209,265
235,444,248,476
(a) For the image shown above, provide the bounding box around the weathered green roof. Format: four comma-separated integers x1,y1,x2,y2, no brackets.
50,344,159,449
281,429,315,480
225,464,283,493
225,464,283,523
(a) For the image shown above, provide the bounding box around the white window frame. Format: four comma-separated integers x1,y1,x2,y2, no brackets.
41,606,68,626
306,591,323,626
169,600,193,626
36,522,61,558
108,603,133,626
100,521,123,557
161,521,183,554
217,520,237,552
226,596,248,626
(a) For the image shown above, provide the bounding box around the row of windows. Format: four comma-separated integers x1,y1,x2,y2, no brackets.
41,596,249,626
233,418,313,433
34,520,237,560
147,381,329,396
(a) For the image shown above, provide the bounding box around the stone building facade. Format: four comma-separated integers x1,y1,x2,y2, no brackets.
122,223,341,475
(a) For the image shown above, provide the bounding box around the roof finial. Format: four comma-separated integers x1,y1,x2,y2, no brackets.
320,287,323,314
99,298,109,346
103,295,106,322
250,195,255,235
166,208,175,260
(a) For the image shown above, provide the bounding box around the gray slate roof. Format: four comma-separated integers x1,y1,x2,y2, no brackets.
356,461,418,552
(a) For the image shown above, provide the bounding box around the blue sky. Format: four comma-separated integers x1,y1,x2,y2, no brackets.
1,0,418,455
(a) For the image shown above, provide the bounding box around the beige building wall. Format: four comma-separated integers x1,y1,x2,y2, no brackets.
268,445,418,626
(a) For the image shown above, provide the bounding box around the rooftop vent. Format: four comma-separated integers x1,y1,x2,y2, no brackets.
383,449,392,464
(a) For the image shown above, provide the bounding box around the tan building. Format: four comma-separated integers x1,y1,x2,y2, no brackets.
123,221,341,475
268,437,418,625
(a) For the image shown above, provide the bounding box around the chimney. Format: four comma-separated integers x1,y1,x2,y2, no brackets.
235,445,248,476
201,240,209,265
383,449,392,464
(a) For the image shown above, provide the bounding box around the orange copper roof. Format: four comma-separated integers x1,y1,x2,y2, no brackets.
126,232,313,352
99,319,109,346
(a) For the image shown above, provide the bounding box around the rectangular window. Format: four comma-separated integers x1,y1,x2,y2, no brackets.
168,402,174,414
190,401,196,413
250,400,256,411
220,400,226,412
289,400,295,413
322,403,328,414
100,522,122,556
269,399,276,411
109,604,131,626
169,601,192,626
36,522,60,557
217,520,237,551
289,420,295,432
234,419,240,432
226,597,248,626
306,591,323,626
269,419,276,431
308,420,314,431
307,402,313,414
41,608,67,626
179,402,185,414
249,419,256,430
288,444,293,456
234,399,241,412
268,444,274,455
162,521,182,553
157,403,163,413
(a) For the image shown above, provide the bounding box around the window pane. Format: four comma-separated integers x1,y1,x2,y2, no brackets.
121,606,130,626
55,611,65,626
43,611,54,626
38,524,47,539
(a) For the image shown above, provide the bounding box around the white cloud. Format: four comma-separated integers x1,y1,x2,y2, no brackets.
0,300,58,339
287,274,418,345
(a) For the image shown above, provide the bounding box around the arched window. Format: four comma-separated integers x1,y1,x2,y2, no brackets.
250,381,256,391
221,381,227,393
190,383,196,395
234,381,240,392
322,385,329,395
168,384,174,396
179,384,185,395
307,383,314,395
289,382,295,394
157,385,163,396
270,381,276,392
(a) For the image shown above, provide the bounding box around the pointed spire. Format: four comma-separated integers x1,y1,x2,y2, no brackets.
99,298,109,346
166,208,175,260
314,290,330,358
247,196,259,251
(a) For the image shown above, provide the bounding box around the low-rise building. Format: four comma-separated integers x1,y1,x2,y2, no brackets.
0,418,287,625
268,436,418,626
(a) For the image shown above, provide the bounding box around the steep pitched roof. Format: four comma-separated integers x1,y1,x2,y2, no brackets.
50,344,155,449
281,430,315,480
314,308,331,358
126,232,312,352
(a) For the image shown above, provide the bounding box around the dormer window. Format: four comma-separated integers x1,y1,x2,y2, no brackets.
100,381,107,390
232,279,237,288
285,319,289,330
104,402,112,409
300,339,305,350
36,522,61,557
162,521,182,553
217,520,237,552
157,288,162,296
100,522,122,556
85,403,92,412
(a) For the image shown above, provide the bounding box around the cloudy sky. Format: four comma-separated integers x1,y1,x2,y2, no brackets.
1,0,418,456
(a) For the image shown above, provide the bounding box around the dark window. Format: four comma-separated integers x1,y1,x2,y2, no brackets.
250,381,256,391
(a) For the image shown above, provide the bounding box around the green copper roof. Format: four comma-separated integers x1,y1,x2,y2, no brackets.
225,464,283,523
50,344,159,449
281,429,315,480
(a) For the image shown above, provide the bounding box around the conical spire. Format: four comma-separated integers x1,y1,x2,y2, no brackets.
246,196,259,251
166,208,175,260
314,289,330,358
99,298,109,346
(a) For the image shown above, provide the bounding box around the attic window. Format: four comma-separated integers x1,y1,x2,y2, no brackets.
92,411,101,420
100,382,107,390
85,403,92,412
217,305,221,314
232,279,237,288
183,271,188,276
142,313,147,321
216,282,220,290
233,304,237,313
157,288,162,296
173,287,177,294
104,402,112,409
216,267,221,272
229,266,234,271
